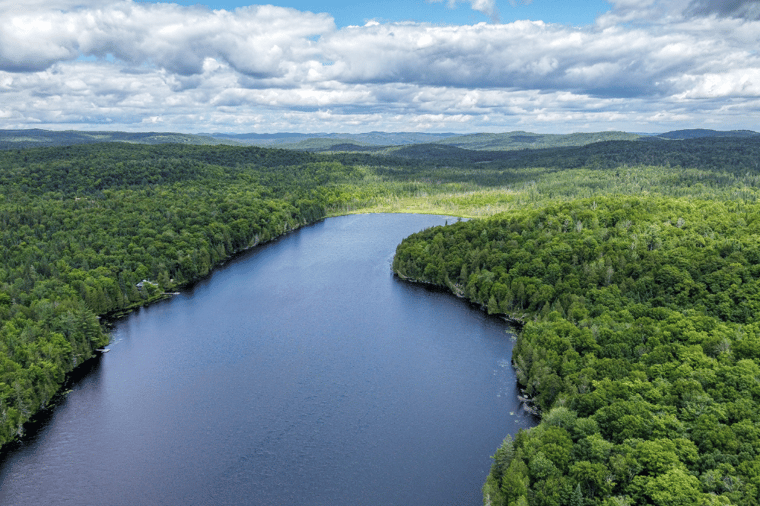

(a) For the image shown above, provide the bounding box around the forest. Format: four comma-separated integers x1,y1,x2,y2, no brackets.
0,142,374,445
392,148,760,502
2,133,760,506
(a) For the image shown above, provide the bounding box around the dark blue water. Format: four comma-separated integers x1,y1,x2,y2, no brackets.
0,214,535,506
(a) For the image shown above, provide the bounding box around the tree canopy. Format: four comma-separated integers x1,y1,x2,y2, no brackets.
4,135,760,506
394,196,760,505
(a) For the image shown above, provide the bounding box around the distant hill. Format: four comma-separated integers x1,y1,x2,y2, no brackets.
654,129,760,140
2,128,757,152
383,143,497,161
250,131,646,153
434,131,642,150
205,131,457,147
280,138,371,151
225,129,760,152
372,136,760,175
0,129,239,150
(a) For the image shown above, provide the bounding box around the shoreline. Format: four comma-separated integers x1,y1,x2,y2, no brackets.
390,269,539,418
1,215,327,452
3,211,472,452
391,270,527,330
3,211,465,452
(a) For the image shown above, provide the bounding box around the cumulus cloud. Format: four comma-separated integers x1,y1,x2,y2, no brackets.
316,19,760,101
0,1,333,76
0,0,759,133
0,0,113,12
684,0,760,20
0,60,618,131
601,0,760,24
598,0,688,25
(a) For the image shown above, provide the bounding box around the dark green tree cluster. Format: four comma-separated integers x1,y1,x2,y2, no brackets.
382,137,760,176
393,196,760,505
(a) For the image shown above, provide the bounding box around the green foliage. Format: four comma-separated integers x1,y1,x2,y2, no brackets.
0,142,390,448
6,132,760,505
394,195,760,505
372,136,760,179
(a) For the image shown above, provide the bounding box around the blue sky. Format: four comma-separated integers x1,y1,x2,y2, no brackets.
0,0,759,133
146,0,613,27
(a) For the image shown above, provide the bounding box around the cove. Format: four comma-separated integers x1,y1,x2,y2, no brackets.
0,213,536,506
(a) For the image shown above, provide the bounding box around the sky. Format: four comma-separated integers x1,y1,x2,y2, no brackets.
0,0,759,134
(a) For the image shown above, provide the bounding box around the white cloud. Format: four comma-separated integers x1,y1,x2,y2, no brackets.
674,69,760,99
600,0,760,26
0,2,333,76
684,0,760,20
315,19,760,102
0,0,113,12
0,0,759,133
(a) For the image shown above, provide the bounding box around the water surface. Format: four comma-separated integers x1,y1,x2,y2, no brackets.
0,214,535,506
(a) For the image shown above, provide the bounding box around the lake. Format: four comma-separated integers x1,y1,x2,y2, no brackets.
0,213,535,506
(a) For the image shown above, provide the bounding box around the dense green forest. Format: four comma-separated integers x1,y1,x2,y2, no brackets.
394,197,760,504
4,133,760,506
0,142,391,446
